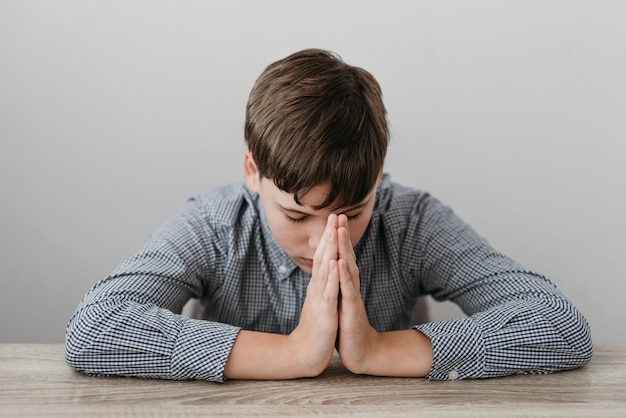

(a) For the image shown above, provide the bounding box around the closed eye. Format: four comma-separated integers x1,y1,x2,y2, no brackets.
285,214,307,224
283,211,362,224
346,212,363,221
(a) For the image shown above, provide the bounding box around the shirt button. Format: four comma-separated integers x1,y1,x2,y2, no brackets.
278,265,287,274
448,370,459,380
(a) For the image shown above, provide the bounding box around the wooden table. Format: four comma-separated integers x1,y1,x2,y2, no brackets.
1,344,624,417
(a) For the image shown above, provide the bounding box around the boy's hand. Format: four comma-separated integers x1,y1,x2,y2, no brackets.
334,214,381,374
223,216,340,380
288,214,340,376
334,214,433,377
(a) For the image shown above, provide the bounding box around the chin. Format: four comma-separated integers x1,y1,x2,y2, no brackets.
298,265,313,275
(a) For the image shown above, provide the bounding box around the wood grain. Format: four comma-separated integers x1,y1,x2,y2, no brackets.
1,344,624,417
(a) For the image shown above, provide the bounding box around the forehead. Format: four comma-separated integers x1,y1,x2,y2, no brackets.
268,180,327,206
268,179,371,212
297,183,332,207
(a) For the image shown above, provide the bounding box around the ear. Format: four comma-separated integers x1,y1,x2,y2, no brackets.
243,149,261,193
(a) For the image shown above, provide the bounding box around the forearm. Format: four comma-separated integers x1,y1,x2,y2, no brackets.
344,329,433,377
65,301,241,382
223,330,331,380
415,297,593,380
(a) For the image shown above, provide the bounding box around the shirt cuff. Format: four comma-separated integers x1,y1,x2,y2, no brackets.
170,318,241,382
413,316,485,380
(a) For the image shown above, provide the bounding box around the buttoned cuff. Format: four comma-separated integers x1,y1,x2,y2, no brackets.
413,316,485,380
170,318,241,382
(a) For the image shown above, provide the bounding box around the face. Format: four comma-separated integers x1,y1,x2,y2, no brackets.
244,151,379,274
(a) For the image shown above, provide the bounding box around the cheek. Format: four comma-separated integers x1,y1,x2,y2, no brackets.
349,204,375,244
267,217,300,249
349,217,370,245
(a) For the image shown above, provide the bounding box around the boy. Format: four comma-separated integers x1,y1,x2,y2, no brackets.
65,49,592,381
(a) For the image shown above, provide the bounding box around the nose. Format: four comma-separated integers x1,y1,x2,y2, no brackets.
307,221,326,250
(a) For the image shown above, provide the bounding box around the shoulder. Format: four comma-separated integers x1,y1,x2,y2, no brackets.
181,183,259,229
375,173,434,216
373,174,459,238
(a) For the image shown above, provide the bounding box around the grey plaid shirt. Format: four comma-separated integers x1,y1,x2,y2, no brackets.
65,174,592,382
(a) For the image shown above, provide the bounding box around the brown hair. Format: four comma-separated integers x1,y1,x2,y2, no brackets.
244,49,389,210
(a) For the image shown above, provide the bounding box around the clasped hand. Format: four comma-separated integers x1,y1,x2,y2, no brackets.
289,214,379,376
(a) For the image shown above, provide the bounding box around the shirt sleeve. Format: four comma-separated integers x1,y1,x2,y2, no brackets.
404,194,593,380
65,197,241,383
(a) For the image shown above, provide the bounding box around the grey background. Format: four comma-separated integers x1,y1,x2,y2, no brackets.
2,1,624,343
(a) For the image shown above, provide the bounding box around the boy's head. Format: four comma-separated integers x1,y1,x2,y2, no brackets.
244,48,389,210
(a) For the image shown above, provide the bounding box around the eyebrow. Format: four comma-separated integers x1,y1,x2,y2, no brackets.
277,197,371,216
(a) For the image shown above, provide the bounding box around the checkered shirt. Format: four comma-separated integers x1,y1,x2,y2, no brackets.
65,174,593,382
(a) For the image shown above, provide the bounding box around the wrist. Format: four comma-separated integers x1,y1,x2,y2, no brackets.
338,326,382,375
287,329,334,377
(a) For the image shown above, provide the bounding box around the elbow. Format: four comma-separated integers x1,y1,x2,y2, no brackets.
567,328,593,368
64,303,116,375
554,298,594,369
572,319,593,366
64,310,94,373
65,332,90,373
64,340,85,373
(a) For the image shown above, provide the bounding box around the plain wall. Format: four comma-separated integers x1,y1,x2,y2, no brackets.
1,0,624,343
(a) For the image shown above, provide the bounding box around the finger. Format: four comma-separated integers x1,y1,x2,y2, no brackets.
337,214,349,230
321,259,340,311
337,226,356,264
338,214,353,244
338,259,360,303
312,215,336,273
320,214,339,268
337,214,356,261
339,241,360,297
310,215,338,295
337,227,359,293
312,216,330,266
